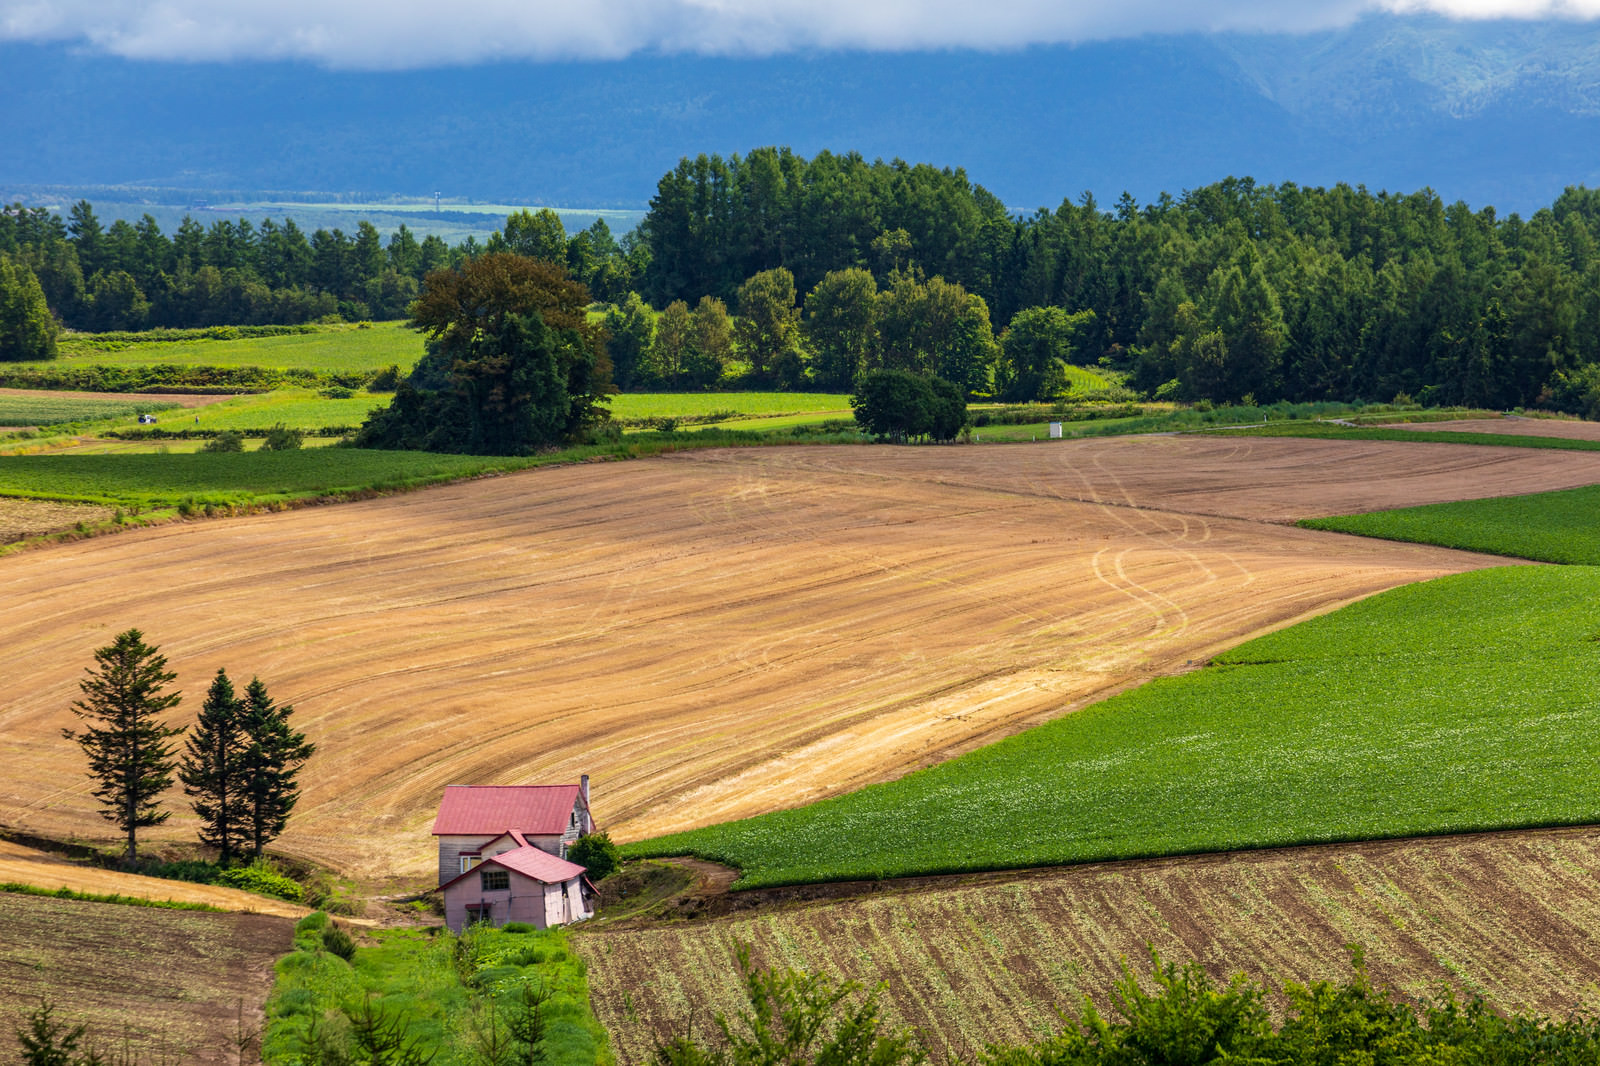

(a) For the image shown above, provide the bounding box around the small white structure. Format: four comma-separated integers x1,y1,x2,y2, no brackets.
1048,422,1063,439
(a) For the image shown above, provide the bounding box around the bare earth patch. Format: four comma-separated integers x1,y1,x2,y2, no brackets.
1,438,1589,885
0,892,293,1066
0,497,114,541
1376,415,1600,441
579,826,1600,1063
0,386,238,408
0,839,307,917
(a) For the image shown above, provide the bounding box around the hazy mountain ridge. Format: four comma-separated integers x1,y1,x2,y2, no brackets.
4,14,1600,216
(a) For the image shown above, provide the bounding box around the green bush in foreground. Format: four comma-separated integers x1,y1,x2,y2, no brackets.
1303,483,1600,565
265,918,609,1066
630,565,1600,887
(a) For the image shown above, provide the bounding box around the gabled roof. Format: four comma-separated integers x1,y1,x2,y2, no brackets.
431,785,585,836
439,845,588,891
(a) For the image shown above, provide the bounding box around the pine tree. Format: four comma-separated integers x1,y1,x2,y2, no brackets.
62,629,185,863
178,668,250,863
239,678,315,859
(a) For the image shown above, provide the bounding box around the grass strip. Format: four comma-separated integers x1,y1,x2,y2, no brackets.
1207,421,1600,451
1303,484,1600,565
266,917,609,1066
627,565,1600,888
0,881,223,911
0,396,182,426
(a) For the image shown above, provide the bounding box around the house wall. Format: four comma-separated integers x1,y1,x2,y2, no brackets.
443,870,556,932
438,834,496,887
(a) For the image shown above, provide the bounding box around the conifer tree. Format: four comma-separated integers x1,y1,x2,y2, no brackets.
178,668,250,863
62,629,185,863
239,677,315,859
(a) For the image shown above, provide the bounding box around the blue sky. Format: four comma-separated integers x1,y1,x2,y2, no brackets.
1,0,1596,68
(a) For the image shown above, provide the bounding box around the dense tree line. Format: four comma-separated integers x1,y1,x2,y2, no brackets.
0,202,640,342
636,151,1600,413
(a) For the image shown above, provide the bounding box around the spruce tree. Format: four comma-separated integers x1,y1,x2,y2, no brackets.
239,677,315,859
62,629,185,863
178,668,250,863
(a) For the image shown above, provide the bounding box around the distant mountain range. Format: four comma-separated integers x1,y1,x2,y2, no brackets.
5,13,1600,217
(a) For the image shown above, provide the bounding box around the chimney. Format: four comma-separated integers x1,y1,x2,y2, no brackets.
580,773,590,811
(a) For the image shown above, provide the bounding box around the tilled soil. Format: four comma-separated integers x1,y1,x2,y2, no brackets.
578,826,1600,1064
0,497,114,541
0,438,1591,881
0,893,294,1066
1376,416,1600,441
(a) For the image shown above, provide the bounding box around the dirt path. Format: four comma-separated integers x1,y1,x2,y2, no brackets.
1,438,1586,884
578,824,1600,1063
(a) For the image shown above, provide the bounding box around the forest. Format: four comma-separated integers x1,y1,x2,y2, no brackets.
6,146,1600,413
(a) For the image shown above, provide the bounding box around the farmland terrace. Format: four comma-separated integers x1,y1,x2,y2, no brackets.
2,437,1598,885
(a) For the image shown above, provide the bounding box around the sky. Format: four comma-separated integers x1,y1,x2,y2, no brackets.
1,0,1598,68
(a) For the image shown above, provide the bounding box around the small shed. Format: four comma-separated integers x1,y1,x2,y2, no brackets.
438,845,594,932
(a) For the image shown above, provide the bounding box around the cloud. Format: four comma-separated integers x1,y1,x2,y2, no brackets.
1,0,1597,68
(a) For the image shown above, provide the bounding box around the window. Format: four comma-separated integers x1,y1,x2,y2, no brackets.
480,869,509,892
459,855,481,874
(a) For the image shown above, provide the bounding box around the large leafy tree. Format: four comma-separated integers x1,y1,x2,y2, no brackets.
804,268,878,390
735,267,802,385
356,253,612,453
851,369,966,443
238,677,315,859
178,668,250,862
62,629,186,862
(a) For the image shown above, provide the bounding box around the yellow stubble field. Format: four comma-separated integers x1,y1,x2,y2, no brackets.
3,436,1597,885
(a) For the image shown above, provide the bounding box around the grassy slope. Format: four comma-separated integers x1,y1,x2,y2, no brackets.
40,321,424,373
267,916,608,1066
1304,485,1600,565
0,449,546,507
150,388,387,431
628,565,1600,887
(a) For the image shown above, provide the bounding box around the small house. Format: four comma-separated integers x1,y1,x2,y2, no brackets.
431,777,597,933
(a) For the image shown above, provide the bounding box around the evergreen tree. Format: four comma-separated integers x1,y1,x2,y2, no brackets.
61,629,185,863
239,677,315,859
0,254,60,361
178,668,250,862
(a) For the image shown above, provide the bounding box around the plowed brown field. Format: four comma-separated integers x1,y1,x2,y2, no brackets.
2,438,1596,883
579,826,1600,1063
0,892,293,1066
1377,416,1600,441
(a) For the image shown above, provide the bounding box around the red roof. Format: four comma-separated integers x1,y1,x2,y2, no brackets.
439,845,588,890
431,785,584,836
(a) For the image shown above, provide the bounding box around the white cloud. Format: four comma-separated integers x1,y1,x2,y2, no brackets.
0,0,1596,68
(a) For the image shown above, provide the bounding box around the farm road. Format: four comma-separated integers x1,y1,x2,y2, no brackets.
580,825,1600,1064
0,437,1591,883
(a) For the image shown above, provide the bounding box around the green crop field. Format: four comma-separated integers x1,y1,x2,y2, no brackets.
628,565,1600,888
0,395,181,426
1304,485,1600,565
0,448,550,508
608,392,851,420
1212,421,1600,452
40,321,424,373
142,388,386,432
